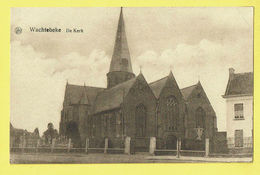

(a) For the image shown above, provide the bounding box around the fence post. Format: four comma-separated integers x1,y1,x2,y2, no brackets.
149,137,156,155
176,138,180,158
179,139,182,156
51,138,55,153
19,137,23,153
124,137,131,155
67,138,71,153
85,138,89,154
22,136,26,153
104,138,108,154
36,139,40,153
205,138,209,157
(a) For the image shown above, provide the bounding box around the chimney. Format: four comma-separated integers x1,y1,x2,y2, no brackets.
229,68,235,80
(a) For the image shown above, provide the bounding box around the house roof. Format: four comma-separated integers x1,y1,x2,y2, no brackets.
149,76,168,98
65,84,104,105
93,76,137,114
180,84,197,101
10,123,34,136
224,72,253,97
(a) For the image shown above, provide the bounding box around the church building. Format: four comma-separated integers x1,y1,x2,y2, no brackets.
59,8,219,152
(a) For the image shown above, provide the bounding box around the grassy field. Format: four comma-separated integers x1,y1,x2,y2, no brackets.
10,153,252,164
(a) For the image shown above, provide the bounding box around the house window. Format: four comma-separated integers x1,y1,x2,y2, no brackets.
235,129,243,147
234,103,244,120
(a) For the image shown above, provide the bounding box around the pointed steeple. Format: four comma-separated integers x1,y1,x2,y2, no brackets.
109,7,133,73
169,70,173,76
63,81,71,107
107,8,135,89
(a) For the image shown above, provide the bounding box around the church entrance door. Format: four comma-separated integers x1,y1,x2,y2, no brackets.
166,135,177,150
66,121,81,147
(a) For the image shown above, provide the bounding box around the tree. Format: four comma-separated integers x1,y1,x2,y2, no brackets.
33,128,40,137
43,123,58,144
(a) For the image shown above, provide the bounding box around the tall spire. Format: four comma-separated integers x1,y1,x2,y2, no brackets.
109,7,133,73
106,7,135,89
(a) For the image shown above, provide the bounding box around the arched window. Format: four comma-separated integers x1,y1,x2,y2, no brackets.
135,104,146,137
195,107,206,128
166,96,178,131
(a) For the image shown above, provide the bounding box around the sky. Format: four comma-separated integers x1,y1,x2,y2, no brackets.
10,7,253,134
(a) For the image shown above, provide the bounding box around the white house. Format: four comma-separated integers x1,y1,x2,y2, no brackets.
222,68,253,152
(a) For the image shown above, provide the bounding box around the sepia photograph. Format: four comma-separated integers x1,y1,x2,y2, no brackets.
10,7,253,163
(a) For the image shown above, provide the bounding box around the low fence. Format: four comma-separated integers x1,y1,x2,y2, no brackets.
227,137,253,148
10,137,125,154
154,138,209,157
10,136,210,157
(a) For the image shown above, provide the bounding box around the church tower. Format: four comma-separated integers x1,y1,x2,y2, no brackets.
107,7,135,88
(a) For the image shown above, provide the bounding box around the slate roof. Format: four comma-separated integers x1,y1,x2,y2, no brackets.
149,76,168,98
93,77,137,114
180,84,197,101
65,84,104,105
224,72,253,97
10,123,24,135
10,123,34,136
149,72,188,100
109,7,133,73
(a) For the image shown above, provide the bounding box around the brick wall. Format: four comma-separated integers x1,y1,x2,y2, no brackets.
157,78,186,141
185,84,216,141
123,75,157,138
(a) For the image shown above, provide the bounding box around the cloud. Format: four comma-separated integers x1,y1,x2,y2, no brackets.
11,41,109,134
133,39,252,131
10,7,253,133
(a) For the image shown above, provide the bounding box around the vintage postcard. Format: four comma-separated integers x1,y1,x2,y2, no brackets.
10,7,253,164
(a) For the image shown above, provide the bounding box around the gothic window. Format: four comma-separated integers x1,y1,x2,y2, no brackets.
166,96,178,131
116,112,121,137
110,114,116,137
195,107,206,128
87,116,92,137
93,117,98,137
103,115,109,137
96,115,102,137
135,104,146,137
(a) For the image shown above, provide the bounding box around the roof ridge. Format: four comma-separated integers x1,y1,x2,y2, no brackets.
67,83,105,89
224,71,253,97
234,72,253,76
181,84,197,90
234,72,253,74
105,77,137,91
149,76,168,85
